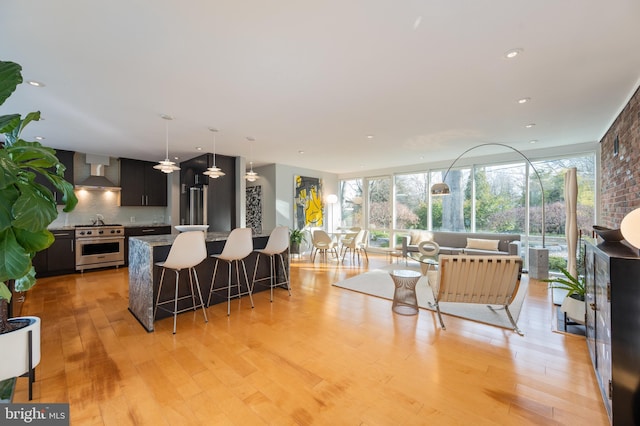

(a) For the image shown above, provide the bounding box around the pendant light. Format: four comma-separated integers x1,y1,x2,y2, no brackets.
203,127,225,178
153,114,180,174
244,137,259,182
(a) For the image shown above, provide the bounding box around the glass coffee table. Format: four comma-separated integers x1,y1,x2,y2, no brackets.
408,252,438,275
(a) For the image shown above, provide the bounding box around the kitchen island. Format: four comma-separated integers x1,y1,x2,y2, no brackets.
128,231,285,331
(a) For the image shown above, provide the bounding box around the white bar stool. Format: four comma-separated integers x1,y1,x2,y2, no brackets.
208,228,254,316
154,231,208,334
252,226,291,302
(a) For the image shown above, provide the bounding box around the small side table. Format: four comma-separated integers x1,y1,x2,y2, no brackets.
384,248,402,264
389,269,422,315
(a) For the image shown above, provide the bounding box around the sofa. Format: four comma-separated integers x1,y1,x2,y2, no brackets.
401,230,521,258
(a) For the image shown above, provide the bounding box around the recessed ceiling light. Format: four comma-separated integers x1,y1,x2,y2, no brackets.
366,135,374,139
27,80,45,87
413,16,423,30
196,146,203,151
529,140,538,144
504,48,523,59
298,150,304,154
525,123,536,128
517,97,531,104
35,136,45,140
174,156,179,160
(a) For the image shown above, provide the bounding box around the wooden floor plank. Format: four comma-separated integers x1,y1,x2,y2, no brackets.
12,253,608,425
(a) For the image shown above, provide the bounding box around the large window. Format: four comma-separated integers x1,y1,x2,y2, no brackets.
340,152,596,272
394,173,429,230
367,176,391,248
339,179,363,229
471,163,527,234
431,168,471,231
532,155,596,271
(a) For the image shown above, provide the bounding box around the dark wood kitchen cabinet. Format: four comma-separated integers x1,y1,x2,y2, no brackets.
124,225,171,265
584,240,640,425
120,158,167,206
34,149,74,205
32,229,76,277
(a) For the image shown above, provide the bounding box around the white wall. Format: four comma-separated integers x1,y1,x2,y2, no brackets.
246,163,339,234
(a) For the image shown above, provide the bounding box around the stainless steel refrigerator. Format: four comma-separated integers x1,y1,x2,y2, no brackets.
188,185,207,225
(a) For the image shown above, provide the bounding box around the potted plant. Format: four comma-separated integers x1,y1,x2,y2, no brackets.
0,60,77,386
289,228,306,255
543,267,586,327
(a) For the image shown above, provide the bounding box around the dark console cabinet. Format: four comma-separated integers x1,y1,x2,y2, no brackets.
120,158,167,206
584,241,640,425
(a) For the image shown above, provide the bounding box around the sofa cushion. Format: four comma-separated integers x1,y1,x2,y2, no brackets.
466,238,500,251
410,230,433,245
464,248,509,256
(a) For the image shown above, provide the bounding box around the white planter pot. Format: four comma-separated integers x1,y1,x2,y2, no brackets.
560,296,586,325
0,316,41,382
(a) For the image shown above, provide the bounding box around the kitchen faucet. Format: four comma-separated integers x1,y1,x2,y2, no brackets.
92,214,105,226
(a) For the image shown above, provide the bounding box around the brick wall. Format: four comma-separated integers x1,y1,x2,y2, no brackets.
600,85,640,228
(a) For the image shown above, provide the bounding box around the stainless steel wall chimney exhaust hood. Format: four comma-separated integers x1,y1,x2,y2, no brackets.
75,154,121,191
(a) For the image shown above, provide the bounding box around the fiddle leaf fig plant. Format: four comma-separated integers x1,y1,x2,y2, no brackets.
0,59,78,333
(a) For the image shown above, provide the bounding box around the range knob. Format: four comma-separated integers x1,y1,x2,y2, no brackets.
98,230,104,235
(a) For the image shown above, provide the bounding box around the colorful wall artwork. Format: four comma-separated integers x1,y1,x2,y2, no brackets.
294,176,323,230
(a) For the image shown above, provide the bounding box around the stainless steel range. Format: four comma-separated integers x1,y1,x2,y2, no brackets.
75,224,125,272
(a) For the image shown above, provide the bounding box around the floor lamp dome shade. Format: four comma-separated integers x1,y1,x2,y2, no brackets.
429,142,546,247
430,182,451,196
153,114,180,174
621,208,640,249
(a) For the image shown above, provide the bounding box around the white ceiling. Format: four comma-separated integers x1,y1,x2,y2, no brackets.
1,1,640,174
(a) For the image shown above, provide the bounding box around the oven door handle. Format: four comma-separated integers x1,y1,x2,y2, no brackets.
76,237,125,244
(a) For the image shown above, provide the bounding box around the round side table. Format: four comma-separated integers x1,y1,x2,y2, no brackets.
389,269,422,315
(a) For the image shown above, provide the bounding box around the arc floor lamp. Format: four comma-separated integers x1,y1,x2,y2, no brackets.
430,142,546,248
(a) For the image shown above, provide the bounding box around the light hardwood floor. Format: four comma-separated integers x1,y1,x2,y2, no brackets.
12,253,608,425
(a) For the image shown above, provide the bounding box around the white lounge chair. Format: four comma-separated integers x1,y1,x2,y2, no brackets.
427,255,524,335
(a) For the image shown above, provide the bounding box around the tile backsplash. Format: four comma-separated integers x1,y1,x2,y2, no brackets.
49,190,168,227
48,153,169,228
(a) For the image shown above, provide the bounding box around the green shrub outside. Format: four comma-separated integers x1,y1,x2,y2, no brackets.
548,256,567,272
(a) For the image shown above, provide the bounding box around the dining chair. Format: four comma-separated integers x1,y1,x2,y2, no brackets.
341,229,367,264
311,230,339,262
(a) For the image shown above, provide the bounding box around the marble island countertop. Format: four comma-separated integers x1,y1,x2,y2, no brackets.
129,231,270,247
128,230,273,331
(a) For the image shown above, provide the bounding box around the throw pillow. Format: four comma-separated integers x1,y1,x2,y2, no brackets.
409,231,422,245
466,238,500,251
410,230,433,245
